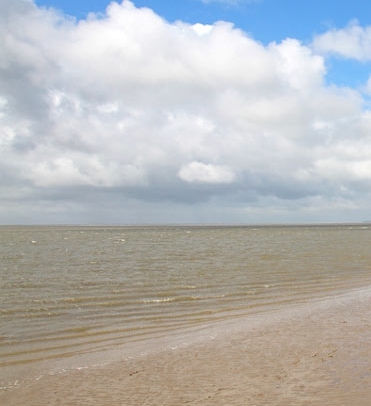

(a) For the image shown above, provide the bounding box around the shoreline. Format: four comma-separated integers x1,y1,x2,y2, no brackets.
2,286,371,405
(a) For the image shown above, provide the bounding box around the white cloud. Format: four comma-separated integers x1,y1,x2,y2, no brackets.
312,21,371,61
270,39,325,92
178,162,236,184
1,0,371,224
191,23,213,36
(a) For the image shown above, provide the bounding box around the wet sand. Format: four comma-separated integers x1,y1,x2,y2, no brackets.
2,288,371,405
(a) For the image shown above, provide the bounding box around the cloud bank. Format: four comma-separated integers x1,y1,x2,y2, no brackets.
1,0,371,224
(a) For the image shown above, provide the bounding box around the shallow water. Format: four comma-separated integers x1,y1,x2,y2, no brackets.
1,224,371,388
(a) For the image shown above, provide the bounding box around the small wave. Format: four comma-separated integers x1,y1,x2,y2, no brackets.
141,295,223,304
142,297,176,304
0,379,19,390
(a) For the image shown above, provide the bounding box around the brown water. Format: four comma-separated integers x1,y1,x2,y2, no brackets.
1,224,371,393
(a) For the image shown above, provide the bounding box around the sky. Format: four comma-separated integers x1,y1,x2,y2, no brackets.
1,0,371,224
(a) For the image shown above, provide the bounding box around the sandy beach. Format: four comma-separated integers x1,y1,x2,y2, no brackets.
2,288,371,406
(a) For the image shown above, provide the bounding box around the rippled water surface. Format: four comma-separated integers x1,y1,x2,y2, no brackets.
1,224,371,380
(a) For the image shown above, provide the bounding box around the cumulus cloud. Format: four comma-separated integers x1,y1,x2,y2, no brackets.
1,0,371,223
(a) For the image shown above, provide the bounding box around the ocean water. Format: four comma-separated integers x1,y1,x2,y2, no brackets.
1,224,371,389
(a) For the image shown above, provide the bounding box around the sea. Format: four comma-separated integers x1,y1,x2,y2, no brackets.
1,224,371,391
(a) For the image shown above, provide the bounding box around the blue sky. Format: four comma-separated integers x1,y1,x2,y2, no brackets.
2,0,371,224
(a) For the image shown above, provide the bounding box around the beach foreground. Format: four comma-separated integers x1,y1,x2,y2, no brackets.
2,288,371,406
